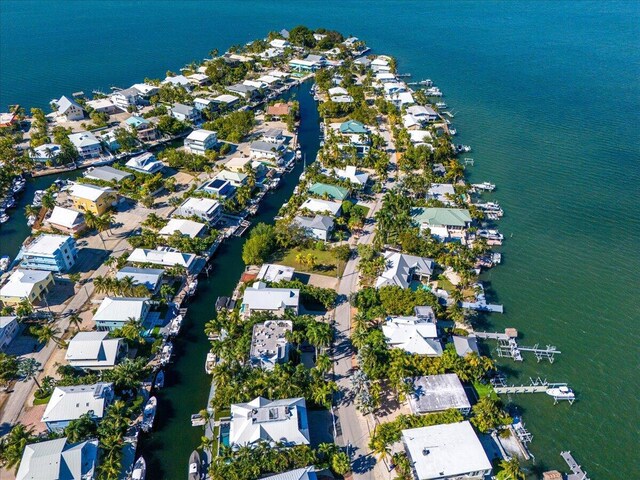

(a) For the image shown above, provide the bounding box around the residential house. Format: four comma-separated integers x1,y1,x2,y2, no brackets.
229,397,310,447
244,79,266,90
250,140,285,161
212,94,240,109
125,152,164,174
407,105,438,123
0,316,19,351
69,183,117,215
99,130,120,152
162,75,192,90
84,165,133,183
131,83,160,98
409,130,433,146
270,38,290,50
263,128,284,144
187,73,210,86
256,264,295,283
266,102,292,120
226,83,258,100
225,157,267,176
293,215,334,242
382,307,443,356
115,267,164,293
199,178,236,200
55,95,84,121
402,113,421,130
128,248,196,271
371,57,391,73
383,82,407,96
86,98,117,114
30,143,61,163
69,131,102,158
241,282,299,318
184,129,217,155
250,320,293,370
407,374,471,415
452,335,480,357
338,120,371,154
45,206,86,234
93,297,150,331
42,383,114,432
124,116,158,141
389,91,415,108
16,437,99,480
170,103,200,123
257,75,281,87
411,207,472,240
213,169,248,187
299,197,342,217
66,331,127,370
175,197,222,224
308,182,349,201
193,97,213,111
375,251,434,289
288,59,320,73
426,183,456,205
158,218,207,239
402,421,492,480
17,234,77,272
334,165,369,188
110,87,140,110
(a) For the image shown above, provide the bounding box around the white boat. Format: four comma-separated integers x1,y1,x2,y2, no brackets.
154,370,165,390
477,229,504,241
168,315,183,336
472,182,496,192
27,215,37,227
448,127,457,136
131,456,146,480
187,280,198,296
141,396,157,432
188,450,201,480
295,149,302,160
0,213,8,224
546,386,575,401
436,101,447,109
204,352,217,375
0,256,10,272
160,342,173,365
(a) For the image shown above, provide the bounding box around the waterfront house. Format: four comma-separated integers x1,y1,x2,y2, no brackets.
42,383,114,432
84,165,133,183
131,83,160,98
299,198,342,217
193,97,213,111
0,111,18,128
124,115,150,129
18,234,77,272
0,316,19,351
212,94,240,109
229,397,310,447
407,374,471,415
371,57,391,73
187,73,210,86
389,91,415,108
288,58,319,73
382,309,442,357
411,207,472,240
30,143,61,163
45,206,86,234
125,152,164,174
407,105,438,123
162,74,192,90
170,103,200,123
69,131,102,159
66,331,127,369
213,169,248,187
250,140,285,161
244,79,266,90
55,95,85,121
270,38,290,50
383,82,407,96
69,183,117,215
158,218,207,239
402,421,492,480
375,251,434,289
110,87,141,110
86,98,117,114
115,266,164,293
257,74,281,87
0,269,54,305
124,115,157,141
426,183,456,205
225,157,267,176
93,296,150,331
241,282,299,318
256,264,295,283
266,102,292,120
293,215,334,242
308,182,350,201
175,197,222,224
337,120,371,154
99,130,120,152
452,334,480,357
409,130,433,146
16,437,98,480
249,320,293,370
226,83,259,100
333,165,369,188
128,248,196,271
199,178,236,200
184,128,218,155
263,128,285,144
402,114,421,130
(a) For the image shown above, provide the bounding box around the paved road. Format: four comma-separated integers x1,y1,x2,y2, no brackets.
332,119,397,480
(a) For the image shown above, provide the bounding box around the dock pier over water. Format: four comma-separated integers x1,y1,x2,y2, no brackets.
475,329,561,363
561,451,590,480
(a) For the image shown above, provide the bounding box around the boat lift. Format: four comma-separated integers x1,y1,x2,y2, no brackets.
475,330,561,363
492,376,575,405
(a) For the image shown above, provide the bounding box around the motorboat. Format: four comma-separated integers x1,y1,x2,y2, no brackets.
159,342,173,365
154,370,165,390
168,315,183,336
477,229,504,242
295,149,302,160
546,386,575,401
472,182,496,192
141,396,157,432
27,215,37,227
0,213,9,224
187,280,198,296
0,256,10,272
204,352,217,375
435,101,447,109
188,450,201,480
3,196,16,208
130,456,146,480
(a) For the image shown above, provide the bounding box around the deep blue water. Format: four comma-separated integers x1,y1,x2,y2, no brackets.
2,2,639,478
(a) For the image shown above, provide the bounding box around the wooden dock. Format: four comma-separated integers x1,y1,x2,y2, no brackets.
561,451,590,480
475,330,561,363
494,385,549,394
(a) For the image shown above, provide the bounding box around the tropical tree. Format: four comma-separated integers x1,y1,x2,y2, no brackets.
0,424,34,470
65,412,97,443
496,458,526,480
15,299,33,318
159,283,175,304
330,451,351,476
17,358,42,389
471,396,512,433
29,324,64,347
0,353,19,388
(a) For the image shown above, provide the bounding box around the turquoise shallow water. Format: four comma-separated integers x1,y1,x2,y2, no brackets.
2,1,639,478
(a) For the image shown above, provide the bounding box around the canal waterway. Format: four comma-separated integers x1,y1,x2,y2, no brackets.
138,82,320,478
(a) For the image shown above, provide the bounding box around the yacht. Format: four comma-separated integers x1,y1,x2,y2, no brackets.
130,456,146,480
168,315,183,336
27,215,37,227
204,352,217,375
0,256,10,272
141,396,157,432
187,280,198,296
472,182,496,192
477,229,504,242
546,386,575,401
188,451,201,480
159,342,173,365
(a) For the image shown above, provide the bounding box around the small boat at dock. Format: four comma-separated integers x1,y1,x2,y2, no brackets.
204,352,217,375
0,256,10,272
0,213,9,224
187,280,198,296
188,450,201,480
130,456,146,480
141,396,157,432
472,182,496,192
159,342,173,365
546,386,575,402
168,315,183,336
154,370,165,390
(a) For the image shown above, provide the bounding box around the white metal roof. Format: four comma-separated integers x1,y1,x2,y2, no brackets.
69,183,113,201
375,251,434,289
178,196,220,214
402,421,491,479
0,269,52,298
16,437,98,480
213,94,240,103
158,218,206,239
68,131,100,148
242,282,299,311
260,467,316,480
22,234,72,256
128,248,196,268
93,297,148,322
186,128,216,142
256,264,295,283
65,331,122,366
42,383,113,423
47,206,84,229
299,198,342,216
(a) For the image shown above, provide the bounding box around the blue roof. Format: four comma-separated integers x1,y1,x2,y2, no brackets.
125,116,149,128
340,120,367,134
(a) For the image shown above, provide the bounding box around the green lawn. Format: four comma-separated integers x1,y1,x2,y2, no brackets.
33,395,52,406
473,381,499,401
272,248,346,277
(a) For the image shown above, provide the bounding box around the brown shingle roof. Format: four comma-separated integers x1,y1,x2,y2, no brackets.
267,102,291,116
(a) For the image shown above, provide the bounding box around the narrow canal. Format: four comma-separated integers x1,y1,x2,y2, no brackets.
140,80,320,478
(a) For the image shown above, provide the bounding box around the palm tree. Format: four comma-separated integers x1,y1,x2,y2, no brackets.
497,458,526,480
29,324,64,347
104,256,117,272
92,276,109,295
17,358,42,389
314,353,332,374
41,192,55,210
15,299,33,318
68,313,83,332
0,424,34,471
159,283,175,304
118,276,135,296
120,318,144,345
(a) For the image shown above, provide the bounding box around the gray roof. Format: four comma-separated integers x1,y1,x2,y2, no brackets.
264,128,283,137
42,383,113,423
16,437,98,480
293,214,334,232
85,166,133,183
113,87,140,98
250,320,293,370
250,140,284,153
116,267,164,291
227,83,257,93
452,334,479,357
171,103,195,115
57,95,83,114
407,374,471,414
242,282,299,311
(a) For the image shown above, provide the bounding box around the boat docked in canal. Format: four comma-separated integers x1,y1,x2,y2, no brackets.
141,397,157,432
159,342,173,365
546,386,575,402
130,456,146,480
0,255,10,272
188,450,201,480
154,370,165,390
